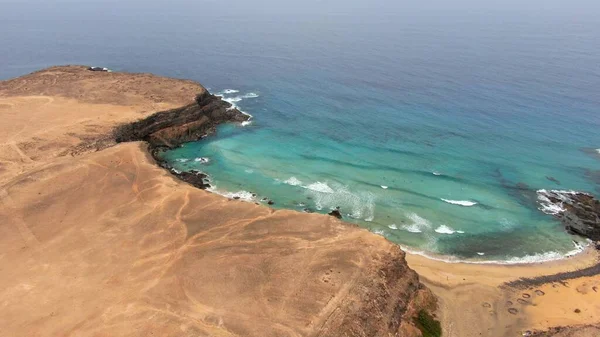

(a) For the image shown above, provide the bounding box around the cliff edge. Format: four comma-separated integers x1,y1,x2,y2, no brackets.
0,66,435,337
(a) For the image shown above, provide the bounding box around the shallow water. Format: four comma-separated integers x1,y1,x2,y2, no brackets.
2,1,600,261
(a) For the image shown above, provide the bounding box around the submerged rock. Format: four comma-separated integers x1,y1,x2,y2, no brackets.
537,190,600,242
328,208,343,219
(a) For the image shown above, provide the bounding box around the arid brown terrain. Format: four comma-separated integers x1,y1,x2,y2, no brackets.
0,66,435,337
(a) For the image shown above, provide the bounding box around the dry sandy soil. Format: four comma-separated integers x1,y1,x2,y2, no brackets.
0,66,432,337
1,66,598,337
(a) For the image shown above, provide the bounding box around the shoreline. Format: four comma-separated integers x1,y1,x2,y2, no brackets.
2,66,599,337
156,139,596,265
0,66,436,337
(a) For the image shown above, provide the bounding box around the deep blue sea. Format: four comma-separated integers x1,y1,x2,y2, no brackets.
2,0,599,262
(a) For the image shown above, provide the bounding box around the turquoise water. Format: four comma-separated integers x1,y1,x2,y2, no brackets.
161,69,600,262
2,1,600,261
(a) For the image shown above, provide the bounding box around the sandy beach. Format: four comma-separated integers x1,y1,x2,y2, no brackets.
406,250,600,336
0,66,598,336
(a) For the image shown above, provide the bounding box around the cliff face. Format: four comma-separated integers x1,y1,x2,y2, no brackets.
318,245,435,337
114,91,249,148
111,89,436,336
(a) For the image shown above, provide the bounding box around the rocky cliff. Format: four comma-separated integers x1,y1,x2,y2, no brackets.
114,91,249,148
537,190,600,243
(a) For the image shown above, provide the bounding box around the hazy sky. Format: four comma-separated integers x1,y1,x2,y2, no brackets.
1,0,599,16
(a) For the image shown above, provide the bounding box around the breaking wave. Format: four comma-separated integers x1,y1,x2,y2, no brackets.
215,89,259,121
536,189,584,215
222,190,255,201
441,199,477,206
434,225,456,234
400,240,588,265
401,224,423,233
283,176,303,186
399,213,432,233
306,182,335,194
220,89,239,94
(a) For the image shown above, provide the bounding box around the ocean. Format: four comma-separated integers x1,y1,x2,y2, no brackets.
2,0,599,262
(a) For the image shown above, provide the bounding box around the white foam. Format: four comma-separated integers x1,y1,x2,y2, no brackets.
373,229,386,236
223,190,255,201
435,225,456,234
596,148,600,154
175,158,190,163
441,199,478,207
171,168,182,174
242,92,259,99
381,185,388,189
401,224,423,233
194,157,210,163
456,230,465,234
244,169,254,174
400,240,589,265
219,93,256,121
221,89,239,94
536,189,584,215
388,224,398,230
432,171,441,176
407,212,431,229
219,91,259,112
503,248,584,264
283,177,303,186
306,182,335,194
477,252,485,256
303,182,375,222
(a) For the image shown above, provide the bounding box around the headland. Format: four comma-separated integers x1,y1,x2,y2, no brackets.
0,66,598,336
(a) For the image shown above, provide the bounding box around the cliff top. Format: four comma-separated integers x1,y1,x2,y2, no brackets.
0,65,205,106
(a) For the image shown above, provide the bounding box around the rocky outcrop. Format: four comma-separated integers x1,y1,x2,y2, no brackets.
328,208,343,219
168,169,210,189
115,91,249,148
537,190,600,242
316,245,437,337
529,325,600,336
